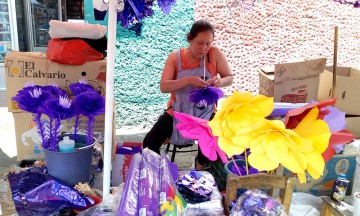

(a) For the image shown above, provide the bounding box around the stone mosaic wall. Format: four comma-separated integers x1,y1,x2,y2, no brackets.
114,1,195,129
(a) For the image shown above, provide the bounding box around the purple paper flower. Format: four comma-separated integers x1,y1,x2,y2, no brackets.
158,0,176,14
13,81,105,151
73,92,105,117
73,92,105,145
189,86,224,107
42,83,67,98
12,88,53,114
69,79,97,95
39,96,75,120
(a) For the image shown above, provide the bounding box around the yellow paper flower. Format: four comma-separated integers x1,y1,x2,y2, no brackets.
292,107,331,183
209,91,331,184
245,119,307,173
208,91,274,157
245,108,330,183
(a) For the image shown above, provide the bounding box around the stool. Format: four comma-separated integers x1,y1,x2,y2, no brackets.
164,143,197,162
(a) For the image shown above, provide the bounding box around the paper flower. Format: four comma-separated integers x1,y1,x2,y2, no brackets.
72,92,105,145
208,91,274,156
188,86,224,107
38,96,76,151
174,111,228,163
42,83,67,97
93,0,176,35
12,87,53,114
285,99,356,162
12,80,105,151
69,79,98,95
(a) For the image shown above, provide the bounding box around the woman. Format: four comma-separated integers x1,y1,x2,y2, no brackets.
143,19,233,170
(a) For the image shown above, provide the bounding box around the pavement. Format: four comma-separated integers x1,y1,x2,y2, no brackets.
0,92,195,177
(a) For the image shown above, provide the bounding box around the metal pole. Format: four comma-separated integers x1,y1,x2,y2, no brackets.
103,0,117,198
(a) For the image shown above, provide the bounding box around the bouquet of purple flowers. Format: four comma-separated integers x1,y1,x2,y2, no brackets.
12,79,105,151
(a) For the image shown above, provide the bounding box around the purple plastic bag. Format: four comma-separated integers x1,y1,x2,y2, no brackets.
138,148,161,215
160,154,178,204
7,167,92,216
230,189,285,216
117,153,142,216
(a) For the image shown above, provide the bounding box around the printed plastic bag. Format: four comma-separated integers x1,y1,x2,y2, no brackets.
230,189,286,216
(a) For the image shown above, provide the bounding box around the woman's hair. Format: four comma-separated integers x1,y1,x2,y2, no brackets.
187,19,215,41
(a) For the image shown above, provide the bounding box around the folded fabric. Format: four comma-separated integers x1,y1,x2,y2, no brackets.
49,20,107,40
63,36,107,57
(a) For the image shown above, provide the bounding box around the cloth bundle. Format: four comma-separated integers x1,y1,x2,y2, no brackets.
47,20,107,65
175,170,216,204
49,20,106,40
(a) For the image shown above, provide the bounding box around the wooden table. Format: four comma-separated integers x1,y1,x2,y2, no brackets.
320,197,352,216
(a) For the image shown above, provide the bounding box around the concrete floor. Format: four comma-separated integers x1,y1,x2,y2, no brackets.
0,91,19,176
0,91,195,177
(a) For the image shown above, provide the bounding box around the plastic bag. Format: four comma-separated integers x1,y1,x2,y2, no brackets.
160,154,187,216
116,153,142,216
7,167,93,216
230,189,286,216
46,39,103,65
138,148,161,215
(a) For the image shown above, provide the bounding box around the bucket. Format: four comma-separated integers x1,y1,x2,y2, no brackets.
43,134,96,186
352,156,360,200
224,159,246,175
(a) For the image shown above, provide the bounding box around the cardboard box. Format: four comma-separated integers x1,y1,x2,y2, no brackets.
317,66,360,115
13,112,106,161
283,153,357,196
4,51,107,112
112,142,143,187
259,58,326,103
346,117,360,137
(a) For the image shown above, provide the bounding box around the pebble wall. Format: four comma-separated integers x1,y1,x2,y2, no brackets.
114,1,194,129
115,0,360,130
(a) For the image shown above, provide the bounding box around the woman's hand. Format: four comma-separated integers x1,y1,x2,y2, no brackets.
207,76,222,87
186,76,209,88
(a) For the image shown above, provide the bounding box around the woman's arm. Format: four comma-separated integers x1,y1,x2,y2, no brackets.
160,51,209,93
208,46,233,87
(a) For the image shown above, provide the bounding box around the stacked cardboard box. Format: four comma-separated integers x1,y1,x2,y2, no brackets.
4,51,107,161
258,58,326,103
318,66,360,137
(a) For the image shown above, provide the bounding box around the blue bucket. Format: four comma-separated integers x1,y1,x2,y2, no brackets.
224,159,246,175
43,134,96,186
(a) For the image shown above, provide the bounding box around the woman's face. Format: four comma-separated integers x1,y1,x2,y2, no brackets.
189,31,214,59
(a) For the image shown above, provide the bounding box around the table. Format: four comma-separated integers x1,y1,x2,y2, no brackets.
320,197,352,216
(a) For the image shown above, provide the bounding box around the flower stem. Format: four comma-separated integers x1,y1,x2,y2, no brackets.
52,119,61,151
73,114,81,140
244,149,249,175
34,113,47,149
48,117,53,149
231,156,242,176
86,115,94,146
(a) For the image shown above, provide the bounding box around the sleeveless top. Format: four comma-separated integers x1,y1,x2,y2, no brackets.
169,48,216,145
166,47,216,115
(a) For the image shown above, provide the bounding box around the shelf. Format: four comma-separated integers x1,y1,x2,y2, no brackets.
0,32,10,34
